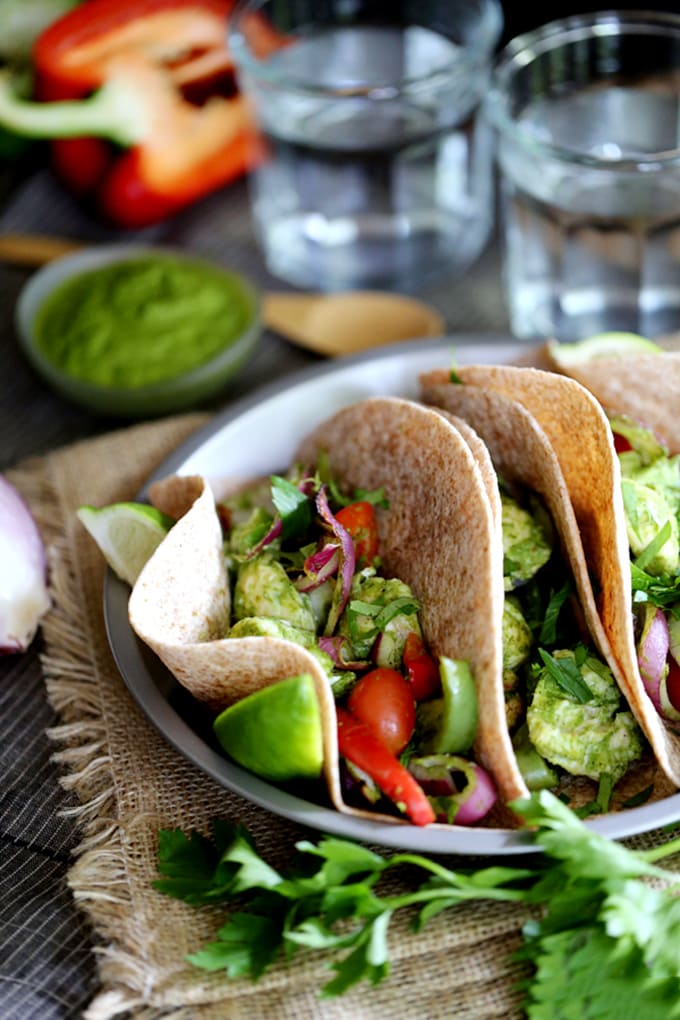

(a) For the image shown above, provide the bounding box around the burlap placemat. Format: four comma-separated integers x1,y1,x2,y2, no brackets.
12,412,654,1020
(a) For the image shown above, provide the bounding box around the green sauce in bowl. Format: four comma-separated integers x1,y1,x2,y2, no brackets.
17,246,261,417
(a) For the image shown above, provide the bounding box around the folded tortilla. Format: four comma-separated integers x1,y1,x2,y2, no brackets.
544,348,680,455
129,396,526,828
424,364,680,791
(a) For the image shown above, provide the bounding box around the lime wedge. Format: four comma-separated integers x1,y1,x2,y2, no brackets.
76,501,173,585
548,332,662,370
213,673,324,782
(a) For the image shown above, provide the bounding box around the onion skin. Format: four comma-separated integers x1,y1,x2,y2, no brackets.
0,476,50,654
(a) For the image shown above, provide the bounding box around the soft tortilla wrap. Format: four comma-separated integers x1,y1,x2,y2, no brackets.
419,372,669,806
428,364,680,790
296,396,526,810
544,349,680,455
129,396,526,827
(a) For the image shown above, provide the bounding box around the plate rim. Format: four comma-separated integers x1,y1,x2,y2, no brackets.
104,335,680,855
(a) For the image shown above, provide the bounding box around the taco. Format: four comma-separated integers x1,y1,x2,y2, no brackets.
427,363,680,794
544,346,680,456
419,370,657,813
129,396,525,829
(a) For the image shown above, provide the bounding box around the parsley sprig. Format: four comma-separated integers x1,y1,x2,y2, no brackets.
154,792,680,1013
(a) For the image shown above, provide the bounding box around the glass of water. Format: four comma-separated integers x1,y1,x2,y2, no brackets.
229,0,503,292
488,10,680,342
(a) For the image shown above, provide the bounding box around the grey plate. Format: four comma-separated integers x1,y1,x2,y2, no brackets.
104,336,680,855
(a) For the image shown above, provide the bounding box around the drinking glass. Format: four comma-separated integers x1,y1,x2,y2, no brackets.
229,0,503,292
488,10,680,342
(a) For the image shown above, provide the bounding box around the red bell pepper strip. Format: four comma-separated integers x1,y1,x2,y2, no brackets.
0,0,259,227
402,632,442,701
336,707,436,826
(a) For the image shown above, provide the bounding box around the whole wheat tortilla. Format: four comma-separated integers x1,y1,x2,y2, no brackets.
418,373,674,804
128,480,342,805
430,364,680,789
129,396,527,831
544,349,680,455
296,396,526,807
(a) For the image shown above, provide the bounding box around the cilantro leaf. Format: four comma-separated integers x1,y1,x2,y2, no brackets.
270,475,312,540
631,562,680,609
154,820,281,904
155,791,680,1012
188,906,286,979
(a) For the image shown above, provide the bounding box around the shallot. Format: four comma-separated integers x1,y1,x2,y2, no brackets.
0,475,50,653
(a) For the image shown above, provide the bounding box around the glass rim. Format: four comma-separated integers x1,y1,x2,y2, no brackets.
487,8,680,168
228,0,504,98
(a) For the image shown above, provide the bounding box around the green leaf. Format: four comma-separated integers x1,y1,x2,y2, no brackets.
621,784,654,808
538,581,573,645
153,821,282,904
631,562,680,608
537,649,594,703
354,486,389,509
635,519,673,573
271,475,312,540
188,908,285,980
322,912,392,996
373,596,420,631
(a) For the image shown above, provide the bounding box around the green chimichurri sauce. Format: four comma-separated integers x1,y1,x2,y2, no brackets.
33,255,255,389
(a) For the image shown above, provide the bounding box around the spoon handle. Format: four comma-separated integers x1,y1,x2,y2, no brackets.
0,233,83,267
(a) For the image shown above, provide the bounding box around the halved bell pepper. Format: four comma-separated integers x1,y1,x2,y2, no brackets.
0,0,256,227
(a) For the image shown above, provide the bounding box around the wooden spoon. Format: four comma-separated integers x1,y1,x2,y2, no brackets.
0,232,446,357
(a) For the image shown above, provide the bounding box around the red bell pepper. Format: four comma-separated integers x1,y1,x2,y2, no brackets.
337,707,436,827
0,0,257,227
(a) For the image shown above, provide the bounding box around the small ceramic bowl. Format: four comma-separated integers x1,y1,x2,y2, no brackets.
15,244,262,418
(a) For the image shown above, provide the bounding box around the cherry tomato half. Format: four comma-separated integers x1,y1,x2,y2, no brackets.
335,501,379,566
403,632,441,701
347,667,416,755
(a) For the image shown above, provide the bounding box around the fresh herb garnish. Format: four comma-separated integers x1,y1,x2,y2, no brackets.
154,792,680,1014
537,648,594,703
622,784,655,809
574,772,614,819
538,581,573,645
270,476,312,540
635,519,673,573
631,562,680,609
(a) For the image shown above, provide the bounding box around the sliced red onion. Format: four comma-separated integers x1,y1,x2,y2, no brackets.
408,754,497,825
637,604,670,714
295,542,339,592
316,486,355,635
637,604,680,723
318,635,368,671
247,516,282,558
0,476,50,654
